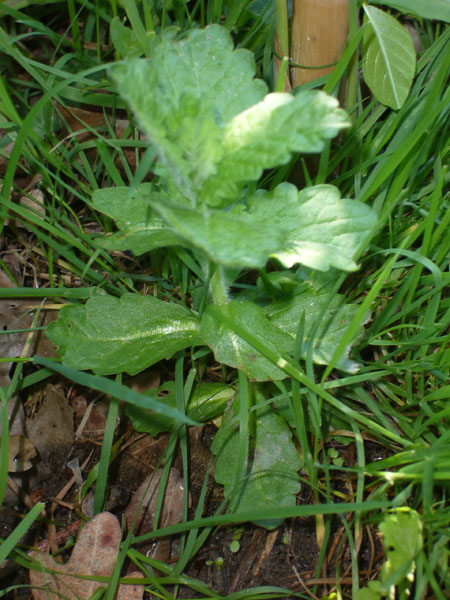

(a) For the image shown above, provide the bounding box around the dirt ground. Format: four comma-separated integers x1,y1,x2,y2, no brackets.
1,373,384,599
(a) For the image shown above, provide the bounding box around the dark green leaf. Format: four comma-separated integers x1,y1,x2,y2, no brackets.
212,395,301,528
126,381,235,436
201,301,293,381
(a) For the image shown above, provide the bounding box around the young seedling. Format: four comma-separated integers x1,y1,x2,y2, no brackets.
47,24,378,523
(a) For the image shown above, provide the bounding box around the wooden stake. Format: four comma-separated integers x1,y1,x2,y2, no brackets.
291,0,349,88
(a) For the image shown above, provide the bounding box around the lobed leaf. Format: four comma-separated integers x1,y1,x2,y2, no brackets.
30,512,123,600
203,92,349,206
111,25,349,208
91,184,181,254
245,183,378,272
151,198,284,268
110,25,267,203
47,294,201,376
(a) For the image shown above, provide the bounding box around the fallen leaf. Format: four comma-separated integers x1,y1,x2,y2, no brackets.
19,188,46,221
56,104,144,172
30,512,123,600
124,468,185,535
7,434,37,472
77,399,112,441
25,384,74,478
0,271,57,505
117,571,145,600
0,270,57,388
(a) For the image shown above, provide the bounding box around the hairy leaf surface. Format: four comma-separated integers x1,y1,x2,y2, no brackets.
111,25,349,208
200,301,293,381
47,294,200,375
200,91,349,206
212,396,301,528
110,25,267,203
151,199,284,268
91,184,181,254
266,290,366,373
245,183,378,271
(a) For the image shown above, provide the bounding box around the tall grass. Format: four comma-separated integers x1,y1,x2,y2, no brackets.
0,1,448,598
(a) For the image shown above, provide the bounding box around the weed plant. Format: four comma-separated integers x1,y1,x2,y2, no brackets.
0,1,449,599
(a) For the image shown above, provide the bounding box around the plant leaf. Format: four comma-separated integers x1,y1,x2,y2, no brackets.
212,395,301,529
357,509,423,599
110,25,267,203
362,5,416,109
151,198,284,268
200,301,293,381
245,183,378,271
368,0,450,23
111,26,349,208
126,381,235,436
266,289,367,373
47,294,201,376
91,184,181,254
202,92,349,206
379,510,422,585
110,17,143,58
124,468,185,534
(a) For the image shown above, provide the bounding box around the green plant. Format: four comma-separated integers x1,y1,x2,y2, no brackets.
46,24,378,524
1,1,448,596
357,509,423,600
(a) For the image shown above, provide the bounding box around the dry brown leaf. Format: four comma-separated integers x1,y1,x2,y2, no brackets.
77,399,118,441
117,571,145,600
30,512,123,600
0,270,57,388
19,188,46,221
25,384,74,478
124,468,185,535
0,271,58,504
55,104,142,171
7,434,37,472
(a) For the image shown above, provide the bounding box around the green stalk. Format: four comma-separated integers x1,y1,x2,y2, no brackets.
275,55,290,92
345,0,360,121
67,0,82,55
276,0,289,58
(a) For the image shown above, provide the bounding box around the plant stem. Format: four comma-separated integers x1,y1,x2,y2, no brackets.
276,0,289,58
345,0,359,121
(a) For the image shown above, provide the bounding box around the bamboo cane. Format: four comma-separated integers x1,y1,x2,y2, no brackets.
291,0,349,88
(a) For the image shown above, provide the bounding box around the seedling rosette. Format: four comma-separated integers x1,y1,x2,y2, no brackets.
47,24,378,524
